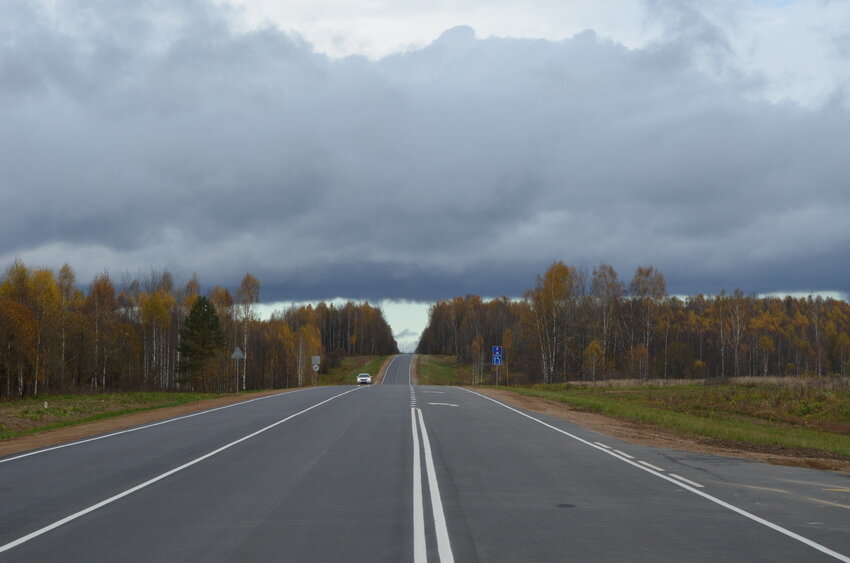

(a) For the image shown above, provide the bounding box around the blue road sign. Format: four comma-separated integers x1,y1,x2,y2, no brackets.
492,346,503,356
492,356,503,366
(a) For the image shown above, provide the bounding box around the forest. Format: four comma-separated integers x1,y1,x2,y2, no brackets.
416,262,850,384
0,260,397,398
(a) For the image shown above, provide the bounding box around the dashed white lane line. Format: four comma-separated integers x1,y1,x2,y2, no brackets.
613,449,634,459
670,474,705,489
428,403,459,407
638,460,665,472
0,387,362,555
594,442,611,449
461,388,850,563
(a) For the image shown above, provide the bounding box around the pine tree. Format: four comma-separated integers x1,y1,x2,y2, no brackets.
178,296,225,390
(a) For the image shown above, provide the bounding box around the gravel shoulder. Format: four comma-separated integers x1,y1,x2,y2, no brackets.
474,387,850,475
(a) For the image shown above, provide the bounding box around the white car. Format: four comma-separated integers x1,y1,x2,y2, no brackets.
356,373,372,385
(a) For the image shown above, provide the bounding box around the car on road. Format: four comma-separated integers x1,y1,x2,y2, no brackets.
356,373,372,385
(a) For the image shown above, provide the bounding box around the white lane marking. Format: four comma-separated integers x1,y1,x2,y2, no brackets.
460,388,850,563
670,474,705,489
423,391,445,394
382,354,401,385
408,354,414,386
0,388,315,465
594,442,611,449
613,449,634,459
0,387,361,555
411,409,426,563
639,461,665,472
416,408,455,563
428,403,459,407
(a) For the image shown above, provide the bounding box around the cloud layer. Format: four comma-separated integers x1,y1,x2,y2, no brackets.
2,0,849,300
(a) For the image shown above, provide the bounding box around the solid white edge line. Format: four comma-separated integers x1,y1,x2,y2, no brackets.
0,387,361,555
0,387,315,465
613,449,635,459
382,354,401,385
459,388,850,563
638,461,665,472
670,474,704,488
411,409,426,563
416,408,454,563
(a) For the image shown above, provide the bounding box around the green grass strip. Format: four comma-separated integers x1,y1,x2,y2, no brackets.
0,390,293,441
418,355,464,385
319,355,390,385
499,387,850,459
361,356,390,378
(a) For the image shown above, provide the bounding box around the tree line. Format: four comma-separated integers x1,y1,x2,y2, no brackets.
417,262,850,383
0,260,397,398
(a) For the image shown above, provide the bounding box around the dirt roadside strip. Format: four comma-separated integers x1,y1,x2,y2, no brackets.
0,389,293,459
1,356,394,458
473,387,850,475
376,355,395,383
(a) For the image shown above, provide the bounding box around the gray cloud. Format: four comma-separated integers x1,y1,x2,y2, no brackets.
2,0,849,301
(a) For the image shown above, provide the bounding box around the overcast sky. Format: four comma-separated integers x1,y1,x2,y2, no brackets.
2,0,850,349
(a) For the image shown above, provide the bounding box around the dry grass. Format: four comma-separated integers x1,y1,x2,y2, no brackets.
319,355,390,385
570,375,849,389
0,392,216,440
512,377,850,458
417,355,470,385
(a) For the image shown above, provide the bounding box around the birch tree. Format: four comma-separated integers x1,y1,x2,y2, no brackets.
525,262,581,384
236,274,260,390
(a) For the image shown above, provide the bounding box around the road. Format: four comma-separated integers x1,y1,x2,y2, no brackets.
1,354,848,561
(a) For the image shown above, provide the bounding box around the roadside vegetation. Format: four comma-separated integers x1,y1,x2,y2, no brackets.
503,377,850,458
416,355,469,385
0,391,218,440
0,260,398,399
319,355,390,385
415,259,850,460
0,354,392,441
418,262,850,385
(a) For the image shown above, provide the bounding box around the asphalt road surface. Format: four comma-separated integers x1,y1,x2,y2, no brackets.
1,354,848,561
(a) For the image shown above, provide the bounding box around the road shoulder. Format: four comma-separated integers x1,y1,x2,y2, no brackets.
0,389,292,458
473,387,850,475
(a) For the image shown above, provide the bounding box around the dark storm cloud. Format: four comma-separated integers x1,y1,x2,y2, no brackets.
2,0,849,301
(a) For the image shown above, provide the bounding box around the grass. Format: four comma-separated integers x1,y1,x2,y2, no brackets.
318,355,391,385
0,392,218,441
499,379,850,458
417,355,470,385
0,356,393,441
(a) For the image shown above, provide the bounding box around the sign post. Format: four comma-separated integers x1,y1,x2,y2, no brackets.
311,356,321,386
492,346,503,385
231,347,245,393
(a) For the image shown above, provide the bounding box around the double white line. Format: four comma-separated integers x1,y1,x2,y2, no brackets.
411,407,454,563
